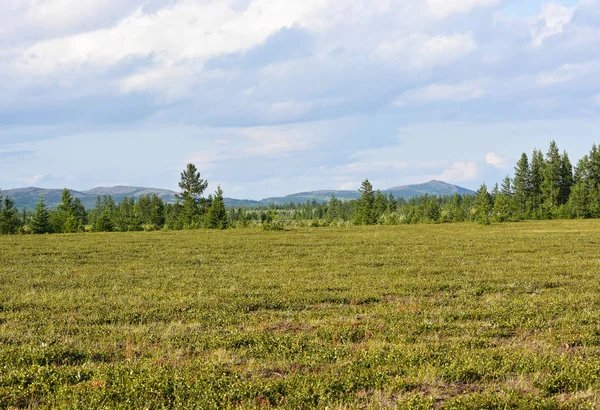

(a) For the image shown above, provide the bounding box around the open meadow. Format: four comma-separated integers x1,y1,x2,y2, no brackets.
2,220,600,409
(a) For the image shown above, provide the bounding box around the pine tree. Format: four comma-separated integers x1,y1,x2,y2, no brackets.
373,191,388,222
52,189,82,233
540,141,562,217
31,196,52,234
559,151,574,206
149,195,166,228
492,177,513,222
529,149,544,217
501,176,513,196
475,183,492,225
64,214,82,233
589,144,600,188
0,196,21,234
492,191,511,223
574,155,590,184
206,186,228,229
327,195,339,222
57,189,73,213
513,153,530,218
568,180,588,218
177,164,208,228
356,179,375,225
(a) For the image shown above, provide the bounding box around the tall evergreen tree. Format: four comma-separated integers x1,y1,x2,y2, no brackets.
206,186,228,229
529,149,544,217
327,195,340,222
31,196,52,234
177,164,208,228
589,144,600,188
475,183,492,225
559,151,574,206
501,176,513,196
541,141,562,217
574,155,590,184
0,196,21,234
373,191,388,221
492,176,514,222
52,189,83,233
513,153,530,217
568,180,589,218
356,179,376,225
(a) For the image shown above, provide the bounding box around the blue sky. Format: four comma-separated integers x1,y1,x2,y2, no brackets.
1,0,599,199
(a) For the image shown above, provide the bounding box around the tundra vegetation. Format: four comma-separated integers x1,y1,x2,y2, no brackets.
1,141,600,235
1,221,600,408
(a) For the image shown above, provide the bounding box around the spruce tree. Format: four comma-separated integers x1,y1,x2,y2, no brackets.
0,197,21,234
53,189,82,233
541,141,562,217
529,149,544,217
327,195,339,222
475,183,492,225
568,180,588,218
206,186,228,229
31,196,52,234
373,191,388,222
513,153,530,217
491,176,514,222
589,144,600,188
559,151,574,206
357,179,375,225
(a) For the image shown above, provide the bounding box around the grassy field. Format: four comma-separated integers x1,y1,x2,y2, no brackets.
1,221,600,409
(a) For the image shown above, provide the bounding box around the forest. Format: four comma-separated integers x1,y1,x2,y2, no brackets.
1,140,599,235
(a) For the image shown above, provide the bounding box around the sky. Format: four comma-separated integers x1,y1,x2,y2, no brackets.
0,0,599,199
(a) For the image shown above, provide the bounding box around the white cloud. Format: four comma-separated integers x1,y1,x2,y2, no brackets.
16,0,338,74
394,80,485,106
426,0,503,19
438,161,479,182
338,181,357,190
593,94,600,106
375,33,477,69
485,152,509,169
531,2,575,47
537,63,592,86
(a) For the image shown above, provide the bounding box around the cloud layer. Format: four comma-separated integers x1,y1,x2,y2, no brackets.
1,0,600,198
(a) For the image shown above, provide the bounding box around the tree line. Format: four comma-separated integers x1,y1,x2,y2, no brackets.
1,141,599,234
0,164,227,234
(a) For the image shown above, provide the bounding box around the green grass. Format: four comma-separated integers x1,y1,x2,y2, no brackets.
2,221,600,409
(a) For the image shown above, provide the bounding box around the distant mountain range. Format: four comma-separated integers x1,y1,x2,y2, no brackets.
1,180,474,210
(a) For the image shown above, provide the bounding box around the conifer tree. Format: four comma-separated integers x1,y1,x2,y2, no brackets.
475,183,492,225
356,179,376,225
513,153,530,217
589,144,600,188
559,151,574,205
529,149,544,217
177,164,208,228
53,189,83,233
541,141,562,217
568,180,589,218
31,196,52,234
492,177,513,222
373,191,388,221
327,195,339,222
206,186,228,229
0,196,21,234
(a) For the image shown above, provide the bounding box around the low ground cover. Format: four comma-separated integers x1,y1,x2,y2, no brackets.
1,221,600,408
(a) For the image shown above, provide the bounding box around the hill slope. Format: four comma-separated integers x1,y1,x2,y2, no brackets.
1,186,178,210
1,180,474,210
